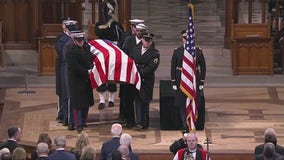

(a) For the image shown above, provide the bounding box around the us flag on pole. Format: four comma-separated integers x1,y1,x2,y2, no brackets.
88,39,141,90
180,3,197,131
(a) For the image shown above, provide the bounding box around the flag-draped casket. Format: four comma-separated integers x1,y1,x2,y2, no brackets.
88,39,141,90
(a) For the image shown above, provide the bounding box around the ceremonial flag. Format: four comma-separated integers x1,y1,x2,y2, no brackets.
88,39,141,90
180,3,198,131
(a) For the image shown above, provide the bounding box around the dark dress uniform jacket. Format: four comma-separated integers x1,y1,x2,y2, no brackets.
171,45,187,107
195,47,206,97
56,33,71,99
95,21,124,47
121,35,141,96
65,41,94,109
55,32,64,96
132,44,160,103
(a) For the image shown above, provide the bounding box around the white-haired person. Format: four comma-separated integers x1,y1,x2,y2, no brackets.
119,133,139,160
173,132,208,160
0,148,10,160
80,145,96,160
255,128,284,156
255,142,284,160
48,136,76,160
99,123,122,160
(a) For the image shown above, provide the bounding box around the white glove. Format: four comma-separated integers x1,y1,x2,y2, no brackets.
199,85,204,90
88,69,92,74
172,85,177,90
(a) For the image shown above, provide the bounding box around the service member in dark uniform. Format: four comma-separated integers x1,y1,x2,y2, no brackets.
132,32,160,130
55,18,78,126
171,30,206,131
95,0,124,110
55,17,68,123
120,21,147,128
65,30,94,133
195,42,206,130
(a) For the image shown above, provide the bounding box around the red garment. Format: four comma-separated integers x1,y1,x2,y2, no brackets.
177,148,207,160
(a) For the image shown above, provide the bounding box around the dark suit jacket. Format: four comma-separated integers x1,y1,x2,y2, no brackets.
255,153,284,160
48,150,76,160
129,152,139,160
255,144,284,156
99,137,120,160
0,139,20,153
37,156,50,160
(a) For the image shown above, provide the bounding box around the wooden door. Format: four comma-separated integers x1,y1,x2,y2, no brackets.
41,0,82,26
0,0,32,49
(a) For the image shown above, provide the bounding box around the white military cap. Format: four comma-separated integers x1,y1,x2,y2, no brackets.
129,19,144,25
71,32,85,41
63,20,78,26
136,23,148,30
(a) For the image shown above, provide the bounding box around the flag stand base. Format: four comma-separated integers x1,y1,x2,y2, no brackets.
17,73,36,95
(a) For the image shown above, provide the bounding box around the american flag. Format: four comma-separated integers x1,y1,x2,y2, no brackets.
180,3,197,131
88,39,141,90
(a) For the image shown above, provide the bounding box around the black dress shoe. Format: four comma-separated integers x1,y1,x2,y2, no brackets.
62,121,68,126
108,101,114,107
68,124,75,131
134,124,145,131
77,126,83,133
98,103,105,110
181,127,189,133
56,117,64,123
196,127,204,131
57,120,64,124
126,123,134,129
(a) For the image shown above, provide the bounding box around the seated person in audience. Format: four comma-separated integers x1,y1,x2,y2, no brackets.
99,123,122,160
0,148,11,160
117,145,130,160
173,132,207,160
36,142,50,160
1,154,12,160
169,131,203,155
255,128,284,156
12,147,26,160
48,136,76,160
111,150,122,160
71,131,90,160
255,142,284,160
119,133,138,160
31,133,55,160
80,145,96,160
0,126,22,153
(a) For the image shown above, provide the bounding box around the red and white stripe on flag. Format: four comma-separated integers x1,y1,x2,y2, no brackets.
88,39,141,90
180,3,198,131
